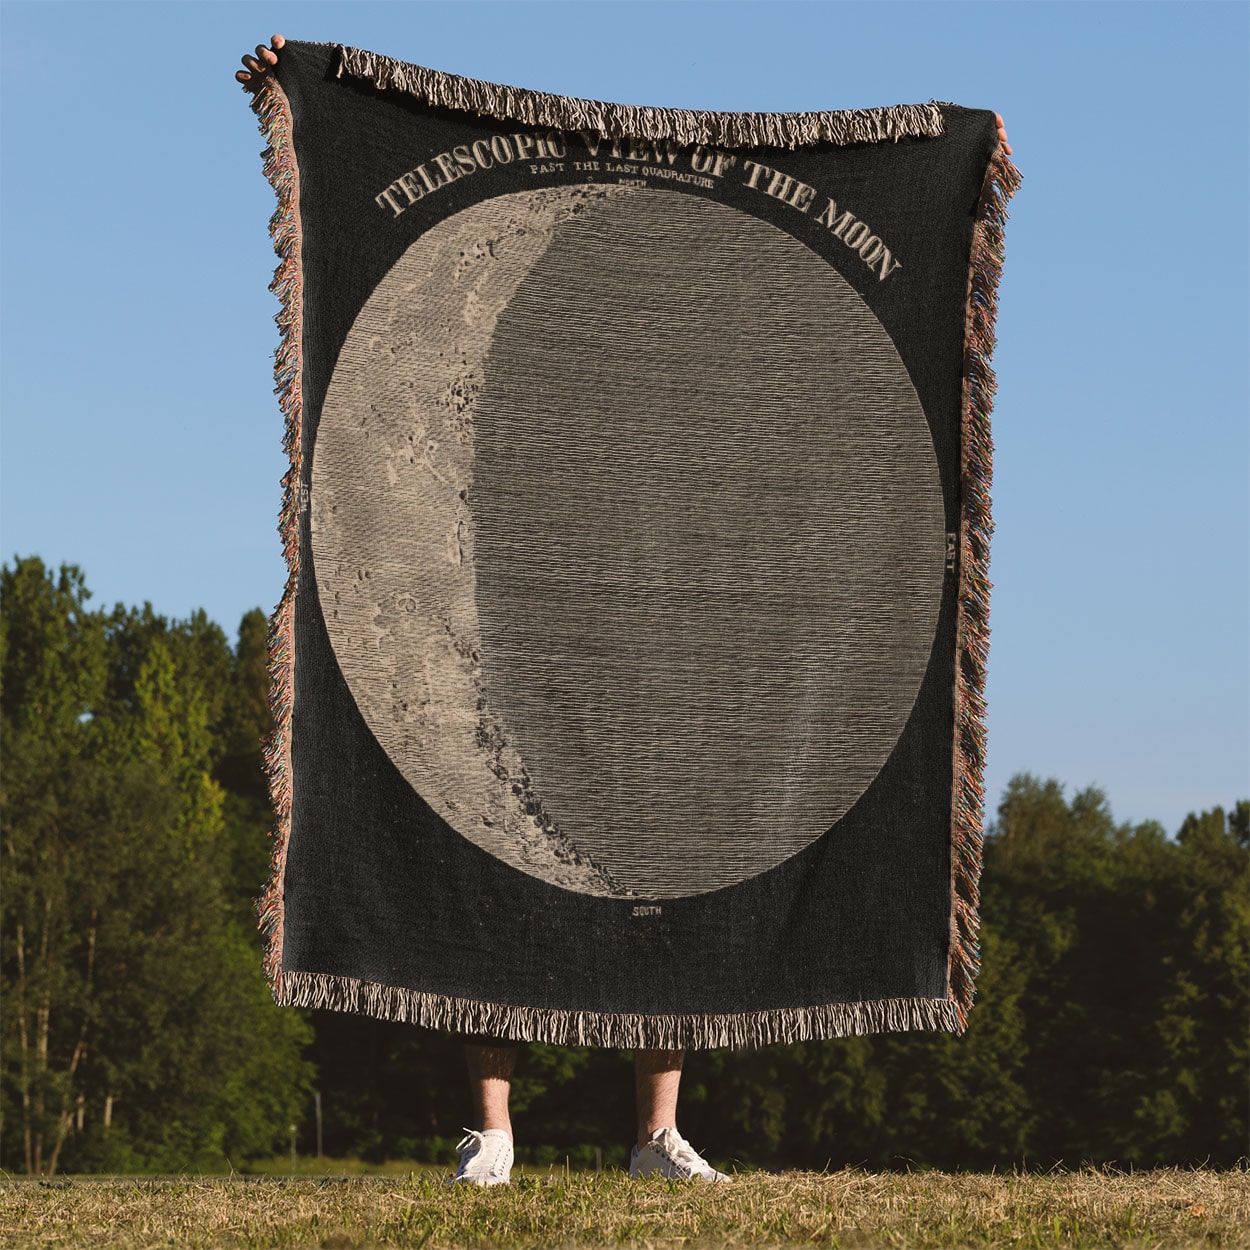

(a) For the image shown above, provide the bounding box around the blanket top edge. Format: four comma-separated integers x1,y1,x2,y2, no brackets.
324,40,954,149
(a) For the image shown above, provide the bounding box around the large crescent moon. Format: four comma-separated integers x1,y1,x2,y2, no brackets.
311,185,945,898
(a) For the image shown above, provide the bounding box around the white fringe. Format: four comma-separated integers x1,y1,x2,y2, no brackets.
277,968,964,1049
331,45,945,149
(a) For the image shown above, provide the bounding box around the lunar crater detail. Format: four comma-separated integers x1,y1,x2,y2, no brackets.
311,185,945,898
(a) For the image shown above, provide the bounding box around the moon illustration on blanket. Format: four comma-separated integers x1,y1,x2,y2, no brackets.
310,185,946,899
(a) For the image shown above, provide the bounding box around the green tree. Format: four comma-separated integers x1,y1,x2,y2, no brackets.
1143,803,1249,1162
1,558,109,1173
981,776,1249,1166
0,558,313,1174
213,607,277,934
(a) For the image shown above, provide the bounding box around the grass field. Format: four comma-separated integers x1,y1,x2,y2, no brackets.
1,1165,1247,1248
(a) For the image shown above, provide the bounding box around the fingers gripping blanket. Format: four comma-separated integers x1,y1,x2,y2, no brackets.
247,40,1021,1048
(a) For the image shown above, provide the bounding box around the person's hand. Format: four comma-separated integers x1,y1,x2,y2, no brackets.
236,34,285,90
994,113,1013,156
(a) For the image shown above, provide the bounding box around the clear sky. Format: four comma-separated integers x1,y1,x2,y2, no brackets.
2,1,1246,835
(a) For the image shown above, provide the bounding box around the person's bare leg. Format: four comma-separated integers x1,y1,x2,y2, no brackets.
635,1048,685,1147
464,1044,517,1139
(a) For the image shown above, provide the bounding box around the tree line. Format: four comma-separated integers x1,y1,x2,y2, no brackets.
2,556,1245,1174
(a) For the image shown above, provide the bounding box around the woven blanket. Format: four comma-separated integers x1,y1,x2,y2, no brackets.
248,40,1021,1048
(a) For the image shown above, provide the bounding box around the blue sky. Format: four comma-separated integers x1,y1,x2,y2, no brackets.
2,1,1246,834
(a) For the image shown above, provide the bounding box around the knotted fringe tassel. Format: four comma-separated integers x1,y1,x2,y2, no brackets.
332,44,945,149
949,145,1024,1030
248,75,305,1006
282,969,962,1049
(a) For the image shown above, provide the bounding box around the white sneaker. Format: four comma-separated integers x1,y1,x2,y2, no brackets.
452,1127,513,1185
629,1127,730,1180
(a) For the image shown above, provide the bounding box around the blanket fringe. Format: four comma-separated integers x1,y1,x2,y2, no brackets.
331,44,945,149
279,968,962,1049
949,144,1023,1028
248,76,305,1005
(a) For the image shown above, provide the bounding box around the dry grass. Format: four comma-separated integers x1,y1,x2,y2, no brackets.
1,1166,1247,1248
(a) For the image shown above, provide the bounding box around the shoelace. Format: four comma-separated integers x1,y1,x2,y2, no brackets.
659,1129,712,1176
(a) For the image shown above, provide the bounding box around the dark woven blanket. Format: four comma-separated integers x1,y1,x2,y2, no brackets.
247,40,1021,1048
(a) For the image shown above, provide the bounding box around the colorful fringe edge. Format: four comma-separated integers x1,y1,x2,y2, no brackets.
249,75,303,1003
331,43,945,150
949,145,1024,1029
247,61,1020,1042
